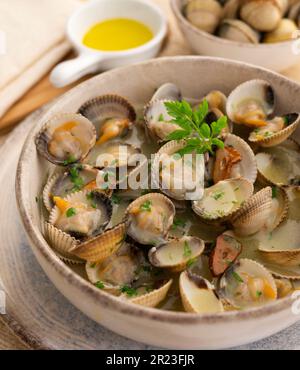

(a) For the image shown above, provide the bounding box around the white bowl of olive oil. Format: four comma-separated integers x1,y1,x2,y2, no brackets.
50,0,167,87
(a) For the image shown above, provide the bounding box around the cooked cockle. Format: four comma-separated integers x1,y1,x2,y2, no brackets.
78,94,136,140
192,178,254,223
213,133,257,184
202,90,227,114
125,193,175,246
226,79,275,127
144,99,183,141
49,190,112,239
263,18,298,43
43,164,108,212
35,113,96,165
184,0,223,34
275,278,293,298
152,140,205,200
148,236,205,272
240,0,287,32
256,140,300,186
209,233,242,276
217,258,277,309
218,19,260,44
248,113,300,147
179,270,224,313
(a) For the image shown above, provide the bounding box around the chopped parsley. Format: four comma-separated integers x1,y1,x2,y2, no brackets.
172,217,186,230
95,281,105,289
111,194,121,205
256,290,263,298
187,257,197,267
272,187,278,199
232,271,244,283
69,166,84,191
234,187,239,192
283,115,289,125
86,192,97,208
158,113,164,122
90,262,96,268
140,200,152,212
66,207,77,217
183,241,192,258
212,191,224,200
120,285,138,297
63,155,76,166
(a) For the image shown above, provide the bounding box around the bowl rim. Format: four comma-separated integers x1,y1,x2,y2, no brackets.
16,56,299,325
170,0,298,49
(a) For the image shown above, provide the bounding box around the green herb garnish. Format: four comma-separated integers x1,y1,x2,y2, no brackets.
69,166,84,191
66,207,77,217
172,217,186,230
63,155,76,166
212,191,224,200
86,192,97,208
187,257,197,267
232,271,244,283
158,113,164,122
272,187,278,198
164,100,227,155
120,285,138,297
95,281,105,289
111,194,121,205
256,290,263,298
140,200,152,212
90,262,96,268
183,241,192,258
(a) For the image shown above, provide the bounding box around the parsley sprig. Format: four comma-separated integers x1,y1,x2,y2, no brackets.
164,100,227,155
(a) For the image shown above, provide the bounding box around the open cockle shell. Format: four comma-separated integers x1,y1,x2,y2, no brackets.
144,99,182,142
127,279,173,308
148,236,205,272
213,134,257,184
43,222,83,264
268,186,289,230
249,113,300,147
218,258,277,309
78,94,136,137
150,83,182,102
152,140,205,201
226,79,275,127
35,113,96,166
230,187,273,236
192,178,254,223
42,164,108,212
124,193,175,246
256,139,300,187
49,189,112,240
179,271,224,313
70,223,126,263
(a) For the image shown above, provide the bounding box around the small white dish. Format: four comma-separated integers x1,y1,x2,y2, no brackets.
171,0,300,72
50,0,167,87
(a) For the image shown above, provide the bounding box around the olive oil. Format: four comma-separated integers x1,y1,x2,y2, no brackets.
82,18,153,51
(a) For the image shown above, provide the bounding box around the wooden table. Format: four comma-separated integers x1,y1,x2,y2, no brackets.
1,0,300,349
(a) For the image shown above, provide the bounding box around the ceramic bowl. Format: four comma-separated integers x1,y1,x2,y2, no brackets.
170,0,300,72
16,56,300,349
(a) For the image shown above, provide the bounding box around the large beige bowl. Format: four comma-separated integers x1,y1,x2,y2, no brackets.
16,56,300,349
171,0,300,71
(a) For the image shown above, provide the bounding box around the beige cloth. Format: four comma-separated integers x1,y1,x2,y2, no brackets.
0,0,79,118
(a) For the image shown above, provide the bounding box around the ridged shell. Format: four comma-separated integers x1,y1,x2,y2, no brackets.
269,187,289,230
35,113,96,166
150,83,182,102
184,0,223,34
152,140,205,200
259,248,300,267
43,222,83,263
249,113,300,147
218,19,260,44
70,223,126,263
215,134,257,184
226,79,275,126
148,236,205,272
49,189,112,240
144,99,182,141
124,193,175,246
43,173,60,212
231,187,273,236
78,94,136,137
129,279,173,308
218,258,277,309
179,271,224,313
192,178,254,223
85,263,122,295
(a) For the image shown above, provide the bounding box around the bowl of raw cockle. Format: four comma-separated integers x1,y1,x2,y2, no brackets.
171,0,300,71
16,56,300,349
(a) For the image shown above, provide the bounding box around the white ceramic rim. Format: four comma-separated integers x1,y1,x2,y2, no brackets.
16,56,299,325
170,0,298,50
67,0,168,56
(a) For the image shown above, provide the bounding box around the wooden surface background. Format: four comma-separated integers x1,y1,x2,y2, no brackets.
1,0,300,349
